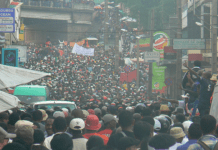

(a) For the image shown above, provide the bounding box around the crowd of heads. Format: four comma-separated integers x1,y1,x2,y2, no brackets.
0,100,217,150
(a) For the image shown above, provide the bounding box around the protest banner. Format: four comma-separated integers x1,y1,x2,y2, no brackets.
72,43,95,56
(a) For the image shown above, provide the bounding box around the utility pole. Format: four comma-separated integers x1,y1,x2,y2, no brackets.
136,38,140,88
175,0,182,99
104,0,109,50
212,0,217,74
148,9,154,99
115,7,119,72
136,11,140,88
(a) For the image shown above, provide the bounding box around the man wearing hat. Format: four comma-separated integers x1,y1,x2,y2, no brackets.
69,118,87,150
170,127,186,147
14,125,34,150
98,114,116,138
38,109,48,123
159,104,171,116
83,115,109,145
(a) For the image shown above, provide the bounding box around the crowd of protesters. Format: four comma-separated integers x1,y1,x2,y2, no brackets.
0,38,216,149
0,100,218,150
22,39,149,105
2,0,218,149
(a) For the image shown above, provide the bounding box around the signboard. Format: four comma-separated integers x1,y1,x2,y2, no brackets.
6,45,27,62
19,23,24,41
202,53,218,57
182,0,188,29
0,8,15,33
2,48,18,67
0,34,5,47
164,78,173,86
152,62,167,90
124,66,131,73
188,54,203,61
173,39,206,49
164,46,177,60
153,31,170,59
144,52,160,62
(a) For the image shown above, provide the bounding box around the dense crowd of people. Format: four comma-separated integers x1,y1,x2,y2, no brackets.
2,0,218,149
23,42,149,106
0,101,218,150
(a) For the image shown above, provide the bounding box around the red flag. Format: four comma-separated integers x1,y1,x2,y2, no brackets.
128,69,137,82
120,70,137,83
59,50,64,56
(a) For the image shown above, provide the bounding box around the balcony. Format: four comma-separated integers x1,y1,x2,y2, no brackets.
17,0,94,11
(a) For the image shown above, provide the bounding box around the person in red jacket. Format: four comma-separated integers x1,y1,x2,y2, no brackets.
83,115,109,145
98,114,116,138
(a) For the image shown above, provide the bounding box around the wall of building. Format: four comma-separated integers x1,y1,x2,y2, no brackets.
21,5,94,44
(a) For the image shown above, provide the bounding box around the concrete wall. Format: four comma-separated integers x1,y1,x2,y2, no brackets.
21,5,94,44
24,18,68,44
67,23,91,41
73,12,93,22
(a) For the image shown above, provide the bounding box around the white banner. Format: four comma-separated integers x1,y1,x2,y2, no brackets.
0,64,50,89
119,40,122,52
72,43,94,56
130,43,135,54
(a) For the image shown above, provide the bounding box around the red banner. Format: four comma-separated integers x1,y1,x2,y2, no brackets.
164,46,177,53
120,70,137,83
59,50,64,56
188,54,202,61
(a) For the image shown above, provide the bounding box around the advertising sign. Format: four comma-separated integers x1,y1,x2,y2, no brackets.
164,46,177,60
153,31,170,59
144,52,160,63
2,48,18,67
134,32,170,58
19,24,24,41
6,45,27,62
152,62,167,90
0,8,15,33
173,39,206,49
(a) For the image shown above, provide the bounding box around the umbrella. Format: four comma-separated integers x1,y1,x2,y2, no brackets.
90,99,100,102
130,58,145,63
124,58,133,66
94,5,103,9
0,91,20,113
108,5,114,9
125,18,137,23
0,64,50,90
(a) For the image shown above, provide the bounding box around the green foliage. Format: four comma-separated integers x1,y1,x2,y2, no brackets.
114,0,176,31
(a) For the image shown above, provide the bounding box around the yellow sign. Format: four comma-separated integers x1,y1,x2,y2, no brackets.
19,24,24,41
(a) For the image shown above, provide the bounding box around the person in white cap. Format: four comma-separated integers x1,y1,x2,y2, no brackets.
69,118,87,150
53,111,65,118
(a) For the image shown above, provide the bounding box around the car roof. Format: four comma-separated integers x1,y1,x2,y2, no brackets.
33,101,75,105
